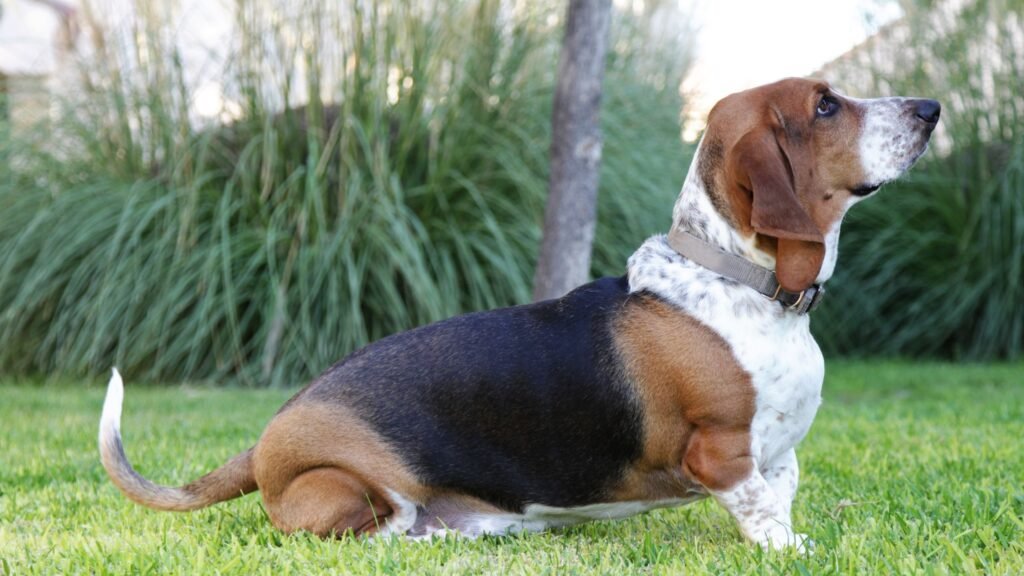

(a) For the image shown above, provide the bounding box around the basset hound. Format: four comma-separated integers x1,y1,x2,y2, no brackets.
99,78,940,549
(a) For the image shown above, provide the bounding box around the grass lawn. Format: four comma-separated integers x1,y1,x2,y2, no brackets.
1,362,1022,575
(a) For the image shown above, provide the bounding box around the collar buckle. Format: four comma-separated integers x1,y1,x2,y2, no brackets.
806,284,826,313
773,284,825,314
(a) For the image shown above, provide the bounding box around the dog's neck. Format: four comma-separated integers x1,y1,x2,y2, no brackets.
668,139,777,269
667,138,845,285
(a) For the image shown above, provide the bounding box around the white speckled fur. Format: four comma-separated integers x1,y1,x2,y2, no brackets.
854,96,933,185
713,467,810,550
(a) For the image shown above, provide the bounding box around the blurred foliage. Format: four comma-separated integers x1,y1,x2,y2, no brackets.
0,0,693,384
817,0,1024,360
2,0,1016,386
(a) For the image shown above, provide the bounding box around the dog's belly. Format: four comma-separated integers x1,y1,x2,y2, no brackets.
409,496,702,538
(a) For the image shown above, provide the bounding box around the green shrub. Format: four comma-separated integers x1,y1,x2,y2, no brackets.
0,0,692,384
817,0,1024,360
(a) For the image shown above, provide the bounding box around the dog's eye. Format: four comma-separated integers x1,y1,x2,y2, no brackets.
816,96,839,117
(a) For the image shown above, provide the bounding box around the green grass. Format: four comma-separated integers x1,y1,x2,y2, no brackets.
2,362,1022,574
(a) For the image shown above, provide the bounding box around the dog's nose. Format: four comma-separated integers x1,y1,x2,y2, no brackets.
913,99,941,124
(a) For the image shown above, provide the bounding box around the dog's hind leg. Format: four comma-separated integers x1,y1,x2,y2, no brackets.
252,401,428,538
263,467,393,537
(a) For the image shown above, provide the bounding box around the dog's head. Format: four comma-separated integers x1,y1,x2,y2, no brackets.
698,78,939,291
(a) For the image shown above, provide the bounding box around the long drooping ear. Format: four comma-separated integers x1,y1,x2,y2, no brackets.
728,129,825,292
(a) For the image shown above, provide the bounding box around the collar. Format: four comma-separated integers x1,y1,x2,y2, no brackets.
666,228,826,315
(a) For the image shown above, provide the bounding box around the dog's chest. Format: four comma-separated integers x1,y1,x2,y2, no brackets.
627,242,825,466
738,319,824,465
694,293,824,465
711,304,824,466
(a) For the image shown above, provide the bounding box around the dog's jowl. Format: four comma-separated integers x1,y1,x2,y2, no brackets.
99,78,939,550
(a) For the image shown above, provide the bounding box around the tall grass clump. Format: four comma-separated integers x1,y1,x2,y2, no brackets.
815,0,1024,360
0,0,693,385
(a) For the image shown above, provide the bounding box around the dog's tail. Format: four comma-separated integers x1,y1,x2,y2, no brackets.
98,368,258,511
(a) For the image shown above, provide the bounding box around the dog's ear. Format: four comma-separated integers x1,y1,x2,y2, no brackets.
728,129,824,292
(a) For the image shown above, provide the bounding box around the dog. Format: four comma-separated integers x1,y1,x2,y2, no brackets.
99,78,939,549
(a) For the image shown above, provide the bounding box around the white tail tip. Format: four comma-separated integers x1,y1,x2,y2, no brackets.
100,368,125,445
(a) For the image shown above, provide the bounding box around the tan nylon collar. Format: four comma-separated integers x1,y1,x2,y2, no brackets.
666,228,825,315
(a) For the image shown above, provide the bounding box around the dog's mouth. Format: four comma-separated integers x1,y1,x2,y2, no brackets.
850,183,882,196
906,141,931,167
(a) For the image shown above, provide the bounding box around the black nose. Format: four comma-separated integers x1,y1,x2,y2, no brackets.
914,99,941,124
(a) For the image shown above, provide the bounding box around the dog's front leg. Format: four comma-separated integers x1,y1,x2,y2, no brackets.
711,465,808,550
685,432,807,550
761,448,799,519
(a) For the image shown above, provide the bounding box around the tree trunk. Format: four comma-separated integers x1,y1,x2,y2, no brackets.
532,0,612,301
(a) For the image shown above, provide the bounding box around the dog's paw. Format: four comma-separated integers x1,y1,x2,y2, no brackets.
756,527,814,553
792,533,815,554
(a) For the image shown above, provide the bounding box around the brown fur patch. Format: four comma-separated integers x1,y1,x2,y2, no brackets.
253,401,429,535
269,466,393,536
611,295,756,498
698,137,733,227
